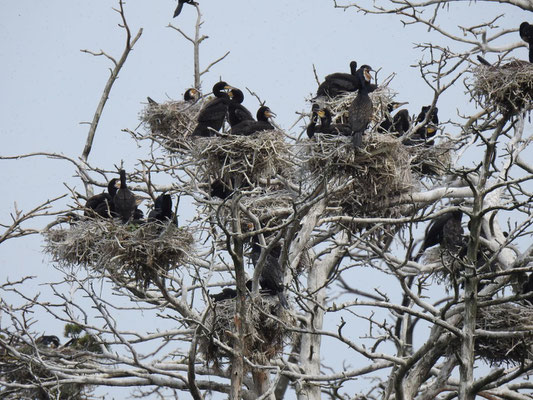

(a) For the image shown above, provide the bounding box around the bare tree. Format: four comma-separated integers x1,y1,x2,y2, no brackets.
2,0,533,399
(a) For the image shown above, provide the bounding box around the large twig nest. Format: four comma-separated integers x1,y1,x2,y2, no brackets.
475,303,533,365
473,60,533,113
44,219,194,288
199,295,294,367
139,99,203,153
306,133,415,218
193,130,294,186
0,340,92,399
212,188,294,232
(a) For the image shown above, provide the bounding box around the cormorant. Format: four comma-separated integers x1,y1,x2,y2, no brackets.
477,55,492,66
522,273,533,304
148,194,173,223
227,88,254,127
173,0,196,18
210,281,253,302
418,209,464,257
317,107,353,136
230,106,276,136
520,22,533,62
316,61,360,98
147,96,158,105
307,107,320,139
210,179,233,199
114,169,138,223
184,87,200,102
192,81,233,137
85,178,120,218
250,239,289,308
405,105,439,146
377,102,410,136
36,335,60,348
348,65,374,148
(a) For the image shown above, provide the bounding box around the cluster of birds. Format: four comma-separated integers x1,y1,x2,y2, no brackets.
307,60,439,148
190,81,276,137
84,169,174,224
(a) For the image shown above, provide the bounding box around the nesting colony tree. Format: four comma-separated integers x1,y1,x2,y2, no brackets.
2,1,533,400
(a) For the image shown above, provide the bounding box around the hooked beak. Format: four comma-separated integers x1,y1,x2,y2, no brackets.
266,110,276,118
317,110,326,118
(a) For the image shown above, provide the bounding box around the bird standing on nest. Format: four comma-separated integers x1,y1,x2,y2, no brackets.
230,106,276,136
316,60,360,98
227,88,254,127
85,178,120,218
114,169,139,223
348,65,374,148
192,81,233,137
36,335,61,348
146,87,200,106
520,22,533,62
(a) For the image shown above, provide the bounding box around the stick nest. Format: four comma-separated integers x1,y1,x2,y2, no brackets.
139,100,203,153
305,133,415,218
475,303,533,365
44,220,194,288
473,60,533,113
213,188,294,232
199,295,294,366
407,140,453,177
0,341,92,399
193,130,294,185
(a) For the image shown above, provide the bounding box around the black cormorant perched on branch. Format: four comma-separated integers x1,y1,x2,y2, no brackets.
250,239,288,308
316,61,360,98
230,106,276,135
85,178,120,218
520,22,533,62
417,209,464,259
192,81,233,137
148,194,173,223
114,170,138,223
227,88,254,127
405,105,439,146
348,65,374,148
173,0,196,17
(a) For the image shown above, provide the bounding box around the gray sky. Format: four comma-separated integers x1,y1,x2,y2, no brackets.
1,0,531,397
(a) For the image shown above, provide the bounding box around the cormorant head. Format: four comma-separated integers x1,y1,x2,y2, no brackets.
361,65,373,83
257,106,276,119
349,60,358,74
229,88,245,103
184,88,200,102
212,81,233,97
520,22,533,42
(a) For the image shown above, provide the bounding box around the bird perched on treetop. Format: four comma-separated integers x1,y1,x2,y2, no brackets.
114,169,139,223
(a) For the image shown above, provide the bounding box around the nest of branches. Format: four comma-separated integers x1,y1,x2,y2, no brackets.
213,188,294,232
306,133,414,218
473,60,533,113
139,99,202,152
199,295,294,366
407,139,453,177
44,219,194,288
0,342,91,399
193,130,294,186
475,303,533,366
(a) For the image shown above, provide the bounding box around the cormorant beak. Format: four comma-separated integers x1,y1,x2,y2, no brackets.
317,110,326,118
426,126,436,134
266,110,276,118
393,101,409,109
364,69,372,83
115,181,121,189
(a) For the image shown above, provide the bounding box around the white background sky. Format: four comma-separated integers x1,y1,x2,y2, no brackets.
0,1,530,398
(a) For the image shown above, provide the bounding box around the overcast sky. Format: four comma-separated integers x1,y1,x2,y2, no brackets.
1,1,530,397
